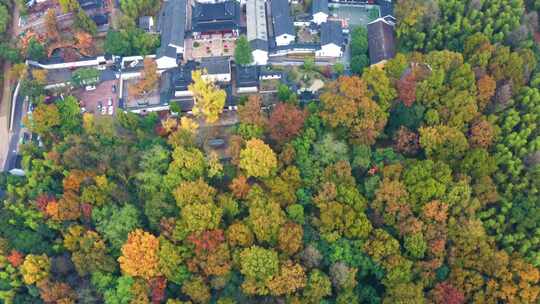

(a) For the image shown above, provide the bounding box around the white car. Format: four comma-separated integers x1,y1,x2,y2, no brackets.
101,105,107,115
108,106,114,115
108,98,113,106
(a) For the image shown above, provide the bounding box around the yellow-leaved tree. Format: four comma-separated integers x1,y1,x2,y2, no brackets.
21,254,51,284
188,70,226,124
118,229,160,280
239,139,277,178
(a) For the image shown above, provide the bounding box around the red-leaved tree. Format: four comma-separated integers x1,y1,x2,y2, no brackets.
268,103,306,145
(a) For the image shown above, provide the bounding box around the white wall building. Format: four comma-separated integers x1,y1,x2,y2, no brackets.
200,57,232,83
312,0,329,25
271,0,296,46
315,21,344,58
247,0,269,65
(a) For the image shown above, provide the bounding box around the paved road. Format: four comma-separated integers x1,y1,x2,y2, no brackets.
3,93,25,172
0,5,20,172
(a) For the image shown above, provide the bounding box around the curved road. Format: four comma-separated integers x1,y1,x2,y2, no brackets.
2,93,25,172
0,5,23,173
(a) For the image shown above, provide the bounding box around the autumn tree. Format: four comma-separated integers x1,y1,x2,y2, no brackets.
239,138,277,178
59,0,80,12
329,262,357,290
394,126,420,156
118,229,160,280
21,254,51,284
397,71,417,106
267,261,307,296
303,269,332,302
229,175,250,199
173,187,223,240
63,225,115,276
44,9,60,42
278,222,303,255
9,63,27,81
320,76,388,145
476,74,496,111
268,103,306,145
37,280,76,303
26,103,61,137
189,70,226,123
130,58,159,99
237,95,267,131
419,125,469,162
32,69,48,85
75,31,94,55
181,276,210,303
431,282,465,304
164,146,206,190
226,222,254,247
246,186,286,244
173,179,216,208
362,66,396,111
469,117,496,148
239,246,279,294
7,250,24,267
158,237,190,284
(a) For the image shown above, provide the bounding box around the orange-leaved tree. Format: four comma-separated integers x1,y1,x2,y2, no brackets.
118,229,160,280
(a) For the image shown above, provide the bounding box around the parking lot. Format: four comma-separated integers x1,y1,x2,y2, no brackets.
74,79,119,116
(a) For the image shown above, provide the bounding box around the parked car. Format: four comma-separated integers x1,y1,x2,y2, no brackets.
108,106,114,115
85,85,96,91
108,98,113,106
19,132,30,144
112,85,117,93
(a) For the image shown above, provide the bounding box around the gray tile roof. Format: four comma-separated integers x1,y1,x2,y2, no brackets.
235,65,259,87
201,57,231,75
138,16,154,31
246,0,268,43
192,0,241,33
160,70,173,104
250,38,268,51
367,18,396,64
270,0,294,36
312,0,328,15
157,45,178,59
158,0,186,56
172,61,195,91
376,0,394,17
320,20,343,46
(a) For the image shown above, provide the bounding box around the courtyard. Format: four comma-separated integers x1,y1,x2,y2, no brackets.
122,79,161,110
185,35,236,60
329,4,379,28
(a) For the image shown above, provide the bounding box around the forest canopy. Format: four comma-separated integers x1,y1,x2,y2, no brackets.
0,0,540,303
